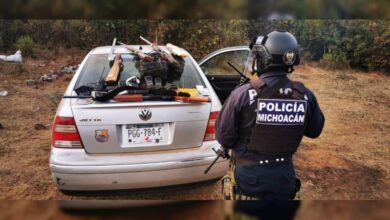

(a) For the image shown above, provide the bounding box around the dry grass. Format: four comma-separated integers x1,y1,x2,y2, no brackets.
292,63,390,199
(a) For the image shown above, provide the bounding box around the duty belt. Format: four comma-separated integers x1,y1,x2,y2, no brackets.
234,155,292,166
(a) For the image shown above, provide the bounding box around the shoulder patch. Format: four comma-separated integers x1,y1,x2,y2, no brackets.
292,81,305,93
249,89,258,105
291,81,306,99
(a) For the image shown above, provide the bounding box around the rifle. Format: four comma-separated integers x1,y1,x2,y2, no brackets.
105,37,121,84
117,41,153,61
139,36,181,67
113,94,210,103
175,96,210,103
108,38,117,62
227,61,250,85
204,147,230,174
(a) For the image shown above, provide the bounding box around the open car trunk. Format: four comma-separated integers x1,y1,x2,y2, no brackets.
71,100,211,154
69,48,214,154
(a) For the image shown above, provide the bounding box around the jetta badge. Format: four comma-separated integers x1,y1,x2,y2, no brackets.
139,109,152,121
95,129,109,143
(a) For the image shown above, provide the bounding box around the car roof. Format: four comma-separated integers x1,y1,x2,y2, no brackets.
90,45,173,55
198,46,249,64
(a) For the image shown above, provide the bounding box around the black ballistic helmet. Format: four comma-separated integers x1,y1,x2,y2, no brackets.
250,30,300,74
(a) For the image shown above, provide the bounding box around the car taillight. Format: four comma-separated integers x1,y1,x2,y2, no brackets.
52,116,83,148
204,111,219,141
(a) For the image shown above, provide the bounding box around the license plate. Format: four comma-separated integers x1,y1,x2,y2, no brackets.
124,123,166,145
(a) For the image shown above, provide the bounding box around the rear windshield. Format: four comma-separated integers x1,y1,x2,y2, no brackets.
75,54,205,89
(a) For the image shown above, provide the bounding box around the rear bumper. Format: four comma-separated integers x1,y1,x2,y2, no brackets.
51,159,227,191
50,142,229,191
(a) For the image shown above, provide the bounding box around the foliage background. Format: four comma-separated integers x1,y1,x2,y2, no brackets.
0,0,389,19
0,20,388,72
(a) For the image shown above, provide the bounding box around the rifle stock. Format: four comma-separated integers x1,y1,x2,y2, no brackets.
105,54,122,84
166,43,188,58
113,94,144,102
175,96,210,103
139,36,181,67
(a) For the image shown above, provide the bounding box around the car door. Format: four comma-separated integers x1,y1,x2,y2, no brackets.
199,46,250,104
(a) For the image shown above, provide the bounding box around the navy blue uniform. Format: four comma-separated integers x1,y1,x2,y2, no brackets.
215,71,325,199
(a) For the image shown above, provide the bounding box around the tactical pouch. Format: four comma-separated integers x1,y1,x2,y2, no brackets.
166,55,185,83
139,59,168,81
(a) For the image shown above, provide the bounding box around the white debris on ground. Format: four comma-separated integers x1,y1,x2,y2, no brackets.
0,50,22,62
0,91,8,97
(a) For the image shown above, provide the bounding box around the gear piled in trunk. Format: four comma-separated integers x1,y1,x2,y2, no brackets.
67,37,210,103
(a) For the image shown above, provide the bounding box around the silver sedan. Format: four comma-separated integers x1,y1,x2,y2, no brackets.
50,45,230,191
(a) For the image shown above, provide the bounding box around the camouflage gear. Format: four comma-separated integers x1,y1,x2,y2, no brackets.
221,163,259,200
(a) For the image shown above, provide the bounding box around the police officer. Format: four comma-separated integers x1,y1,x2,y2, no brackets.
216,30,325,200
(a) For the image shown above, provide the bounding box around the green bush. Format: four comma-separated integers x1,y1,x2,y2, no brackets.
14,36,35,56
0,20,388,72
320,51,349,69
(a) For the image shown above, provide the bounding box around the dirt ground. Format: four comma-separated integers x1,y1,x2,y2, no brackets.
0,201,389,220
0,49,389,200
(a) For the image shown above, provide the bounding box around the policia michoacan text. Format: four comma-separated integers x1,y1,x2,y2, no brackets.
215,31,325,200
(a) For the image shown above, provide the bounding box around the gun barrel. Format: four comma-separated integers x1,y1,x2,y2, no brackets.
140,36,153,46
63,96,93,99
204,147,230,174
117,41,126,46
108,38,117,61
227,61,248,79
111,38,117,51
119,41,153,61
204,155,221,174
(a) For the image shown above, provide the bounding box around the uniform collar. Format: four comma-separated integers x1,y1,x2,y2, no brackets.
260,71,288,79
257,71,288,87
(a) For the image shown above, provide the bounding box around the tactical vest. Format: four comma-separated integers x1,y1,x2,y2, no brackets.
237,78,310,155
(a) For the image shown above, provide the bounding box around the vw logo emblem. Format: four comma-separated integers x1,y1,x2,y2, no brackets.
139,109,152,121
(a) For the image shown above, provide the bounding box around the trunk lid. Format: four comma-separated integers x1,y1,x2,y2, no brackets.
71,100,211,153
